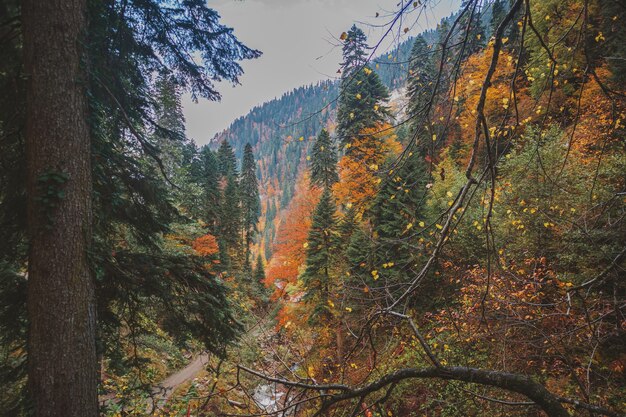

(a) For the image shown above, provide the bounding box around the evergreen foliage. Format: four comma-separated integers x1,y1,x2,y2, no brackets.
336,68,391,148
301,188,337,320
340,25,369,76
310,129,338,189
240,143,261,249
217,140,239,177
406,35,436,148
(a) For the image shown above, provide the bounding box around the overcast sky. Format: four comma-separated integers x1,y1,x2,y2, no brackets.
183,0,459,145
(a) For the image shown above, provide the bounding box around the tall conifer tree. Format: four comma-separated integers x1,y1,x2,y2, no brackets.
336,26,390,149
200,147,221,233
310,129,338,189
217,140,238,177
302,188,337,320
240,143,261,257
407,35,435,149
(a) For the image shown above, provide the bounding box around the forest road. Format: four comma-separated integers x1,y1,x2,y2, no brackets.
151,352,210,404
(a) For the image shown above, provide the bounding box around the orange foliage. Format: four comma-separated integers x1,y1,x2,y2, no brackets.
265,171,321,295
192,233,219,256
333,123,401,211
570,66,625,159
453,49,531,166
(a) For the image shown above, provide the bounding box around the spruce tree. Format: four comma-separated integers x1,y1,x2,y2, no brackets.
240,143,261,253
336,25,390,149
458,0,486,58
372,152,429,286
346,225,373,279
254,253,266,284
340,25,368,76
217,140,238,177
489,0,506,38
336,68,390,148
199,147,221,233
218,174,242,267
302,188,337,320
310,129,338,189
406,35,436,150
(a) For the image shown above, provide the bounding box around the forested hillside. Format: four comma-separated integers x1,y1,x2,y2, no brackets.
210,27,440,260
0,1,624,417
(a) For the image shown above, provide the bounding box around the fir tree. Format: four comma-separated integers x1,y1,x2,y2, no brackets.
372,152,429,285
302,188,337,320
218,174,242,268
199,147,221,233
240,143,261,253
346,225,373,279
217,140,238,177
336,68,390,149
407,35,436,149
340,25,368,76
489,0,507,38
336,25,390,149
254,253,266,284
458,0,486,57
310,129,338,189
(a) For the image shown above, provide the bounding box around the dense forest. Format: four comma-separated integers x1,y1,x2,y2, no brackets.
0,0,625,417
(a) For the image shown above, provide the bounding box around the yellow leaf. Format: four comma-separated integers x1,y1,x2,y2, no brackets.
345,307,352,312
303,242,309,248
419,221,425,227
340,31,348,41
406,222,413,230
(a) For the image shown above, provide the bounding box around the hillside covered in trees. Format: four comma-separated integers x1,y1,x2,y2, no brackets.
0,1,625,417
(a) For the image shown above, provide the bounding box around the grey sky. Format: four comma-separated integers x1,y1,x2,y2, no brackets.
183,0,459,145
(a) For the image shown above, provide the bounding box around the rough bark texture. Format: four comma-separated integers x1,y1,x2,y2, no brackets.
22,0,98,415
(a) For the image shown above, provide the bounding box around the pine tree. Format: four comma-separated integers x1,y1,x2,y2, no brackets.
240,143,261,254
310,129,338,189
302,188,337,320
217,140,238,177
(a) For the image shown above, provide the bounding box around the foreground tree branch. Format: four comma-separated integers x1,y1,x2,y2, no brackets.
239,364,622,417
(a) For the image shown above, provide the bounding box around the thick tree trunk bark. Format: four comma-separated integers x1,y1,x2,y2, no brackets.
22,0,98,415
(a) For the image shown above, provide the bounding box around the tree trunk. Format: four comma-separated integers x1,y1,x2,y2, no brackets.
22,0,98,415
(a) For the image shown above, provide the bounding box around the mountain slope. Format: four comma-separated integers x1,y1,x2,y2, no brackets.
208,33,433,259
